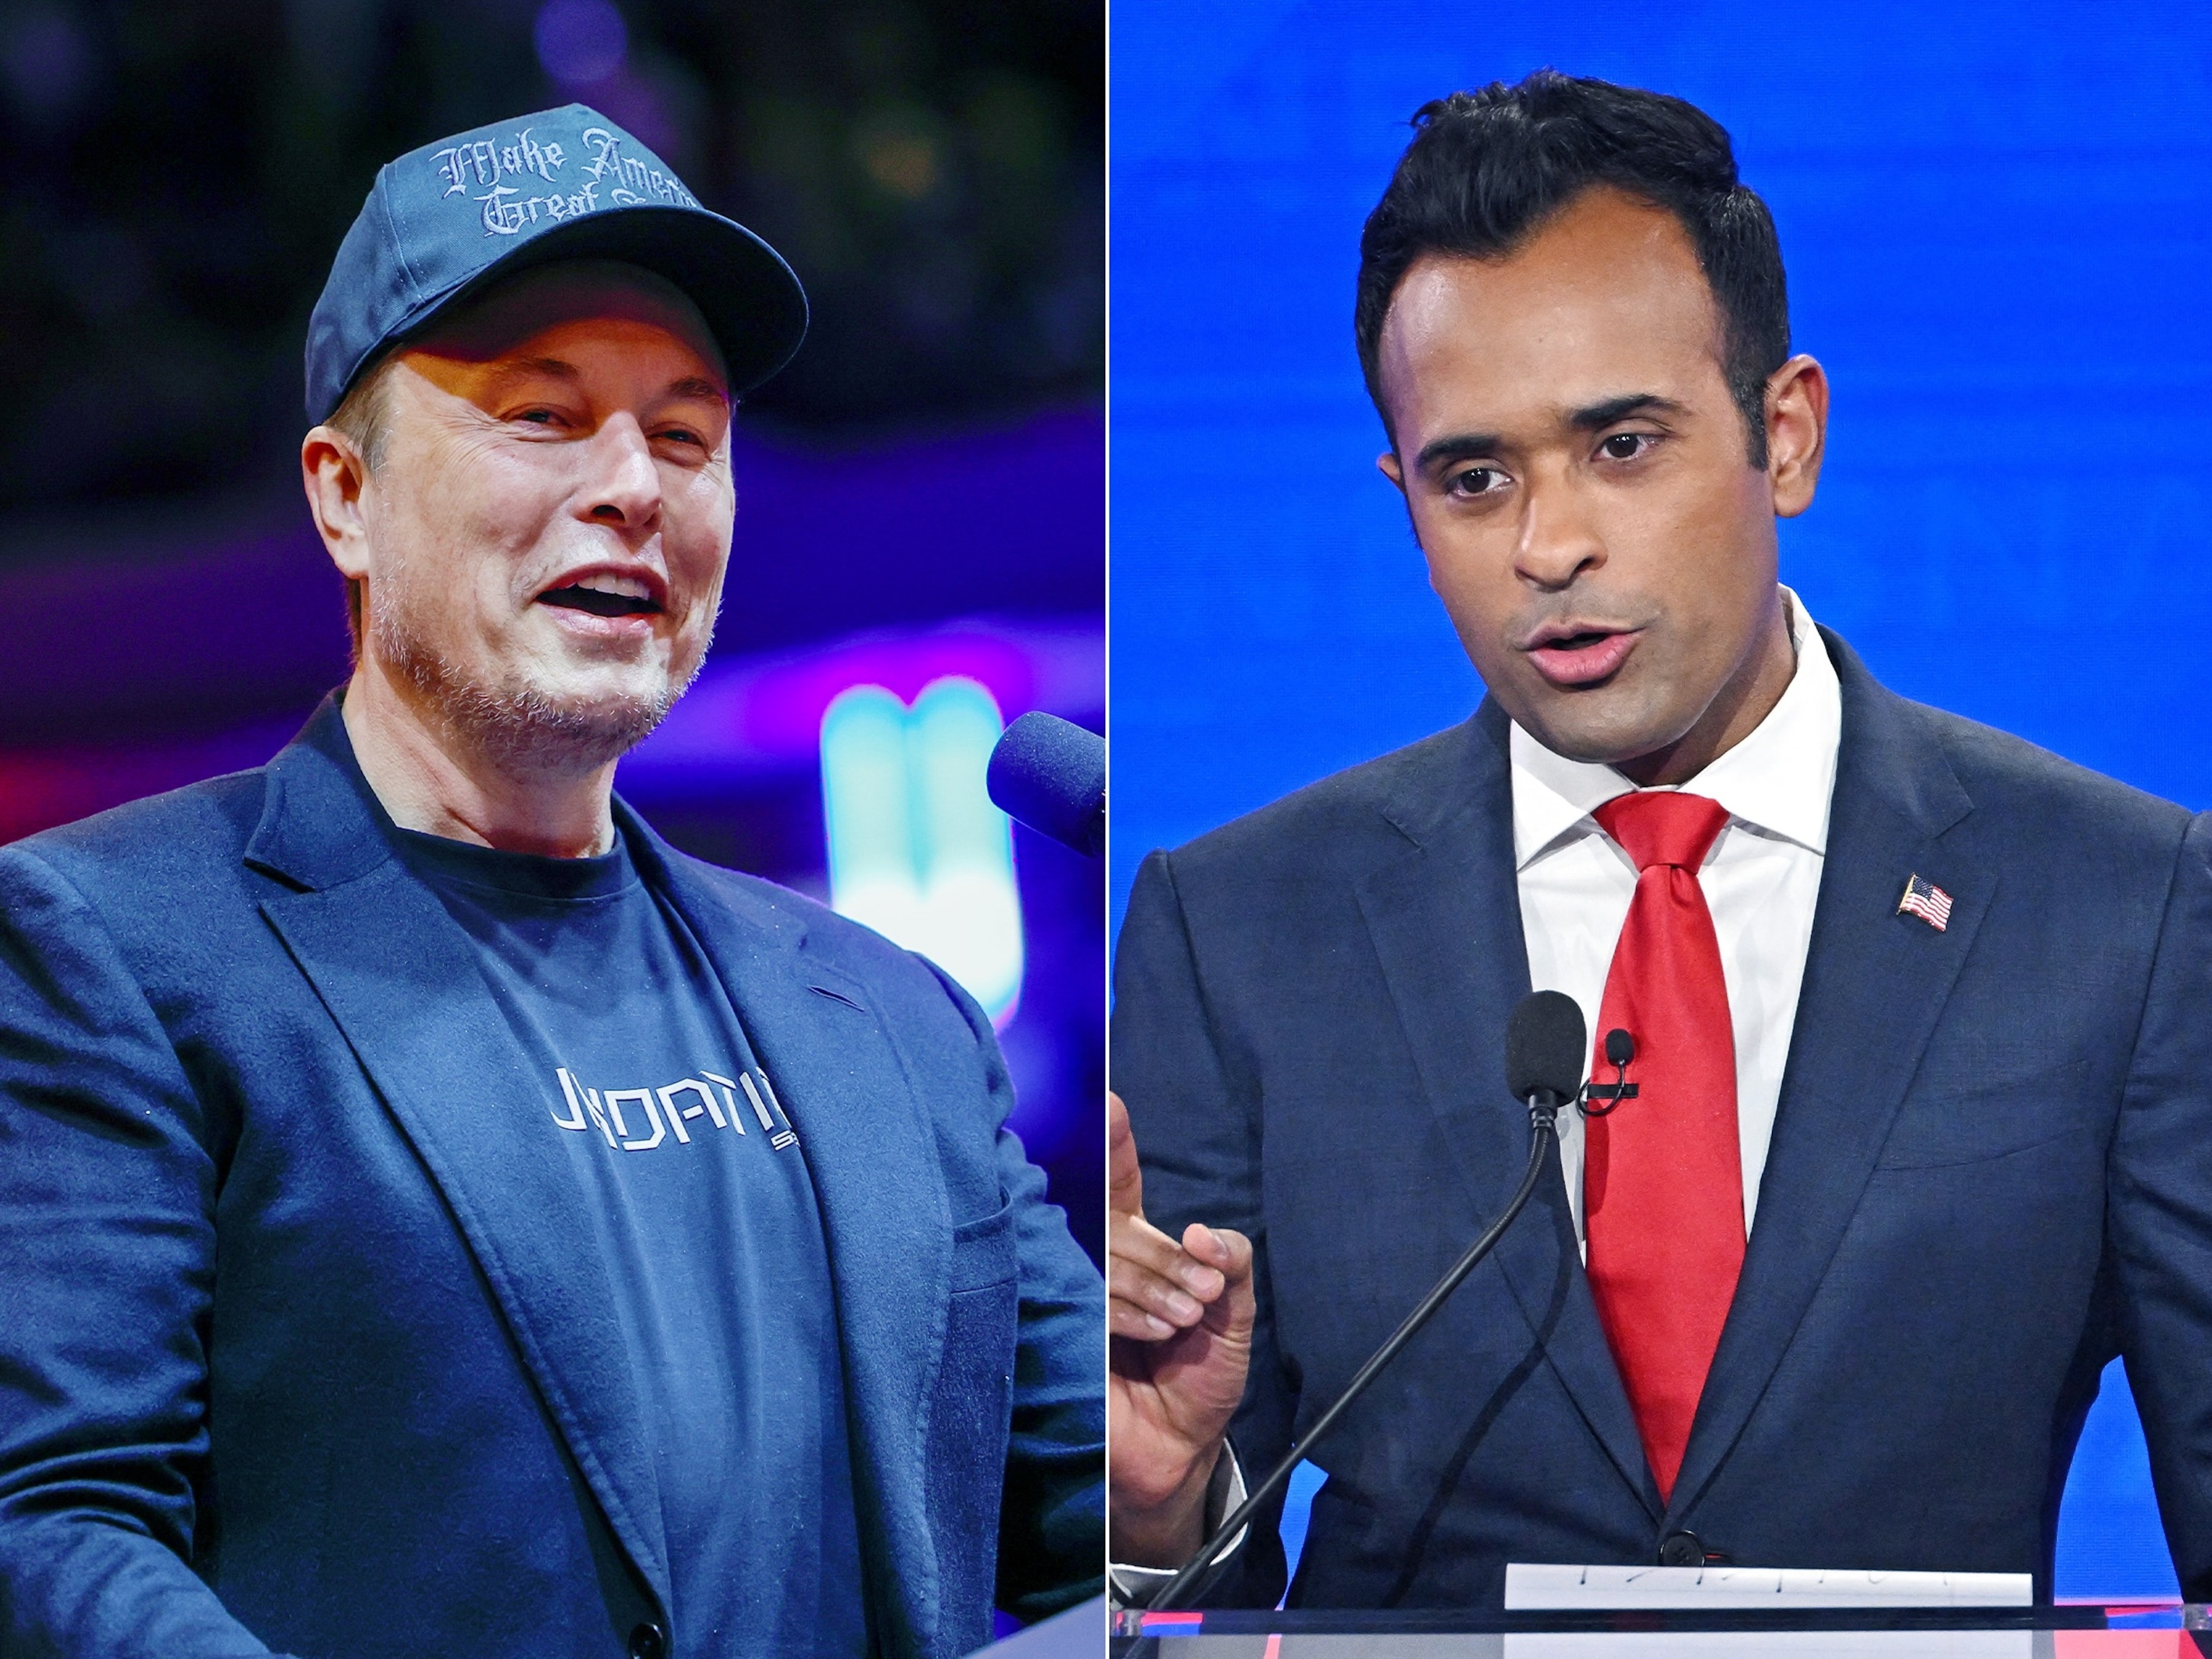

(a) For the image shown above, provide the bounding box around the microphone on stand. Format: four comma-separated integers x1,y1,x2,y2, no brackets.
1142,990,1584,1614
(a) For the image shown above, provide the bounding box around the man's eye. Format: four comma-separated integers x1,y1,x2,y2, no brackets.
1450,466,1508,496
516,409,559,426
1599,432,1653,461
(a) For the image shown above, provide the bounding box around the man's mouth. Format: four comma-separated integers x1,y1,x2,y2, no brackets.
537,575,662,619
1524,626,1642,688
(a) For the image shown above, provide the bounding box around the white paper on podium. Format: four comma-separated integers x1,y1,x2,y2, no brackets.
1503,1563,2033,1611
1503,1634,2032,1657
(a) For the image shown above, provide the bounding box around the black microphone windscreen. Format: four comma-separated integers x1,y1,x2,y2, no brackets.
986,711,1105,858
1506,991,1588,1104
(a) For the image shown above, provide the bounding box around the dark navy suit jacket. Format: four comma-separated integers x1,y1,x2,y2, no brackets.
0,701,1104,1659
1112,629,2212,1609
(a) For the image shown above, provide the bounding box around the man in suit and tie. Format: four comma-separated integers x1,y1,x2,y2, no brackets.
1107,71,2212,1608
0,106,1102,1658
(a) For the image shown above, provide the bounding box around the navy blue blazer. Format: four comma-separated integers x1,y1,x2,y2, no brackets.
1112,628,2212,1609
0,701,1104,1659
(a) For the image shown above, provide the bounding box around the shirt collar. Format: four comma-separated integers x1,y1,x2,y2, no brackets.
1508,586,1842,871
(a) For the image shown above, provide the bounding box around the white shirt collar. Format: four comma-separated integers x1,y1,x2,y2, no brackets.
1509,586,1843,871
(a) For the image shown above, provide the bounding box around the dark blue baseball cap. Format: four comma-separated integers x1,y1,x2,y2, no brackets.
305,104,807,424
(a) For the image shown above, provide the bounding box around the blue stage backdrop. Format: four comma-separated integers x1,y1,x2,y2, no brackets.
1110,2,2212,1604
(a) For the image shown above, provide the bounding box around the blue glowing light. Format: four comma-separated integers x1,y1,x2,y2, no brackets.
821,677,1025,1023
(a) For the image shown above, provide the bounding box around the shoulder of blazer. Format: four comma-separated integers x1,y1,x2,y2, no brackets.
2,759,272,912
1823,625,2188,862
1160,703,1509,887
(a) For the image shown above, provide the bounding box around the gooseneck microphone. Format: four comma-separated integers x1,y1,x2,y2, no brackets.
986,711,1105,858
1144,990,1583,1613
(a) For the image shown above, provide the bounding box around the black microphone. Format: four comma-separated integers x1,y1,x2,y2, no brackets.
1145,990,1581,1612
1508,989,1592,1114
986,711,1103,858
1583,1027,1639,1116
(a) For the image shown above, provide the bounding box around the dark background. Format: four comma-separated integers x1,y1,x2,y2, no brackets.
0,0,1101,508
0,0,1104,1262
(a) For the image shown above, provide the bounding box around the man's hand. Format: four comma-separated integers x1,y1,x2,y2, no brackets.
1108,1089,1256,1568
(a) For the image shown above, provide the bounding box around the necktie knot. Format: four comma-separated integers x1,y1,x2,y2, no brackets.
1592,790,1730,873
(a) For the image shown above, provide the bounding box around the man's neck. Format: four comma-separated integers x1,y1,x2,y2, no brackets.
1612,589,1799,789
341,662,619,859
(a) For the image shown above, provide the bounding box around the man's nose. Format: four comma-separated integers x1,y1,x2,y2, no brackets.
1514,467,1606,590
578,414,662,538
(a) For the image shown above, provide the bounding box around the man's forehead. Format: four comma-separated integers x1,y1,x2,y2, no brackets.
1380,198,1727,439
405,260,729,387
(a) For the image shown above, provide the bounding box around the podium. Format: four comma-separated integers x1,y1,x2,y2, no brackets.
1110,1604,2212,1655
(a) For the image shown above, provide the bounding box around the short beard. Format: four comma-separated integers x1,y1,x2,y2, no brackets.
372,602,692,779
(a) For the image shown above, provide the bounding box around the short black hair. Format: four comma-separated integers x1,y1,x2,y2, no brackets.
1355,71,1790,465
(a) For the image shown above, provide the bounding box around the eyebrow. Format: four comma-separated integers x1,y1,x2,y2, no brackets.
487,359,729,403
1414,430,1505,471
1568,392,1685,431
1413,392,1686,472
511,355,580,379
667,374,729,404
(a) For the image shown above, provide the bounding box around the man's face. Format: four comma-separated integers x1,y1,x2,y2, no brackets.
351,261,734,770
1375,186,1812,771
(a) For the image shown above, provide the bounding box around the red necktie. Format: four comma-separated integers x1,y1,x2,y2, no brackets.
1583,790,1743,1503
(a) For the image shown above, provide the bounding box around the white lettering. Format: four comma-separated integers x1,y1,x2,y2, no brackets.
737,1072,777,1133
661,1078,724,1132
756,1070,793,1132
434,126,574,230
606,1087,663,1151
551,1067,589,1131
580,126,698,210
701,1071,747,1134
656,1083,694,1144
553,1066,775,1153
583,1087,615,1148
477,184,530,236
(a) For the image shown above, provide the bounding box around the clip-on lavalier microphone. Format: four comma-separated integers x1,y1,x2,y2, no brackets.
1580,1027,1638,1116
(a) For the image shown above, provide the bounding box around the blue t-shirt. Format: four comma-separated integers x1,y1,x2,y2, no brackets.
397,827,871,1659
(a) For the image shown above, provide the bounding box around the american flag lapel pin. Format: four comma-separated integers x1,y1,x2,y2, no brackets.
1897,873,1954,932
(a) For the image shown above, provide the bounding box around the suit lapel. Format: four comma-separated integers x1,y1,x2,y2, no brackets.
246,705,671,1604
1668,631,1991,1520
627,812,952,1659
1352,703,1660,1517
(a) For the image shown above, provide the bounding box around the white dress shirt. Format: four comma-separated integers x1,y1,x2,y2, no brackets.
1112,588,1841,1596
1514,587,1840,1246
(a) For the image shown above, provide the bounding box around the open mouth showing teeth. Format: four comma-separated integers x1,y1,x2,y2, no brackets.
539,585,661,618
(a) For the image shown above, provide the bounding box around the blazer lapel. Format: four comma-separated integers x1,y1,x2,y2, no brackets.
246,703,673,1607
1352,702,1660,1517
626,811,952,1659
1668,631,1992,1520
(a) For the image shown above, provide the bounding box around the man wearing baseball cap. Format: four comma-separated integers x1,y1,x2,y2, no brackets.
0,106,1103,1659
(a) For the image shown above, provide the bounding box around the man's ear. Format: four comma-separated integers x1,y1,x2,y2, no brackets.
1377,450,1406,492
1766,354,1828,518
302,426,372,580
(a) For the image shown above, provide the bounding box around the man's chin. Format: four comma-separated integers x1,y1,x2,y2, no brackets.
1509,693,1689,772
372,611,702,777
423,666,685,776
500,681,678,771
